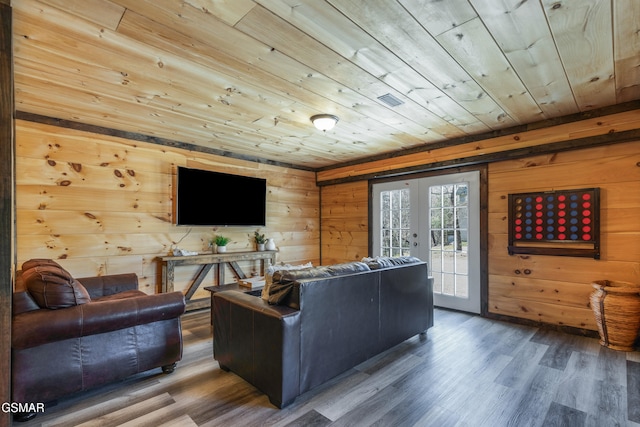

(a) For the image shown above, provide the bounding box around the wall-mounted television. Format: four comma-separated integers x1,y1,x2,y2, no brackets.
175,167,267,226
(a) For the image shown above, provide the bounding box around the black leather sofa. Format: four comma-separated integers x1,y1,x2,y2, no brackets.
212,257,433,408
12,259,185,421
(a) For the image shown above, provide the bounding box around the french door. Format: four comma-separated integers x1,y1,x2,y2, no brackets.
372,171,481,313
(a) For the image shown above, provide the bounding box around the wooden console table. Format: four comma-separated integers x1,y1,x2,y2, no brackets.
159,250,277,311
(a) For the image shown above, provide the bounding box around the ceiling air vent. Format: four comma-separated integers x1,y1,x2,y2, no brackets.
377,93,404,107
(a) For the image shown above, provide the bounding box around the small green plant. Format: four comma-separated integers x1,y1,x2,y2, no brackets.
212,235,230,247
254,231,267,244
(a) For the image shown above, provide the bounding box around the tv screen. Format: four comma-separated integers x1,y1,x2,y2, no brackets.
175,167,267,226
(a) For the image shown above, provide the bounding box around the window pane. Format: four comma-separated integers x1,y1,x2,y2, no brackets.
443,208,454,228
392,209,400,228
382,229,390,245
401,208,410,229
430,208,441,228
379,189,411,260
430,186,442,207
456,274,469,298
432,272,442,294
430,250,442,273
391,191,400,209
455,184,468,206
442,273,455,296
443,230,455,249
456,207,468,229
431,230,443,249
382,210,390,228
401,189,410,209
443,185,454,207
382,192,390,210
456,251,468,275
401,230,410,249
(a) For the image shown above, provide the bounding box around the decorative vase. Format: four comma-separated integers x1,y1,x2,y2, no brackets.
257,243,265,251
590,280,640,351
217,245,227,253
265,238,276,251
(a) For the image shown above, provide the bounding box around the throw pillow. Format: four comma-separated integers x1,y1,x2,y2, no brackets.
21,258,64,272
362,256,422,269
261,262,312,301
265,261,371,305
22,264,91,309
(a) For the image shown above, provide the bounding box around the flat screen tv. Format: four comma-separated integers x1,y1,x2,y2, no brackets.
175,167,267,226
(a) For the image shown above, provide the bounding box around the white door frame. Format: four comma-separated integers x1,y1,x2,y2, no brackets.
371,170,483,314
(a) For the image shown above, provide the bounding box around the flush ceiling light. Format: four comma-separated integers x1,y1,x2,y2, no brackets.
310,114,339,131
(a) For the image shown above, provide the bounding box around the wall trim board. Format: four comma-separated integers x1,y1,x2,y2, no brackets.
14,111,316,173
317,127,640,187
316,100,640,174
0,2,13,426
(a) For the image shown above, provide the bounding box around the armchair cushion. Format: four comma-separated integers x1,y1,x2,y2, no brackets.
79,273,139,298
12,290,186,350
22,264,91,309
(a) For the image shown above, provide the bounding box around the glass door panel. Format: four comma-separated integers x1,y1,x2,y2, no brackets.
429,184,469,301
379,189,411,257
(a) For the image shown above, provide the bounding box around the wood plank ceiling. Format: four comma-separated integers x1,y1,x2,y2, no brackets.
12,0,640,169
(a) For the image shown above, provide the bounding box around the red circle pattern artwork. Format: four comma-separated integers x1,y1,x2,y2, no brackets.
512,190,596,242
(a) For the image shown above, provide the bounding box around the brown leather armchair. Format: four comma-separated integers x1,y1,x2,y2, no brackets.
11,260,185,421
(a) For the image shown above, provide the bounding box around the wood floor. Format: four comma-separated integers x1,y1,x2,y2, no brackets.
18,308,640,427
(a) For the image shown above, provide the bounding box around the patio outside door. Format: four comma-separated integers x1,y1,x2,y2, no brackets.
372,171,481,313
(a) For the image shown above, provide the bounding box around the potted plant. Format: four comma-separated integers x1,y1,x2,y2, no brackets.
254,231,267,251
211,235,231,253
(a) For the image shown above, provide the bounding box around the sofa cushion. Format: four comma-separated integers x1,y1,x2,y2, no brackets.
262,262,313,302
267,262,371,305
325,261,371,276
362,256,422,270
272,261,370,283
22,265,91,309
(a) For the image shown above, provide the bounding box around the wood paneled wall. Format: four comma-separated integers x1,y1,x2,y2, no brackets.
317,109,640,183
320,181,368,265
15,120,320,298
488,140,640,330
320,137,640,332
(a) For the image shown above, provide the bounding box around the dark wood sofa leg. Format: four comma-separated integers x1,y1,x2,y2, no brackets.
162,363,177,374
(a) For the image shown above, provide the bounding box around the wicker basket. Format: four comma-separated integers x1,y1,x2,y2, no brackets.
590,280,640,351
